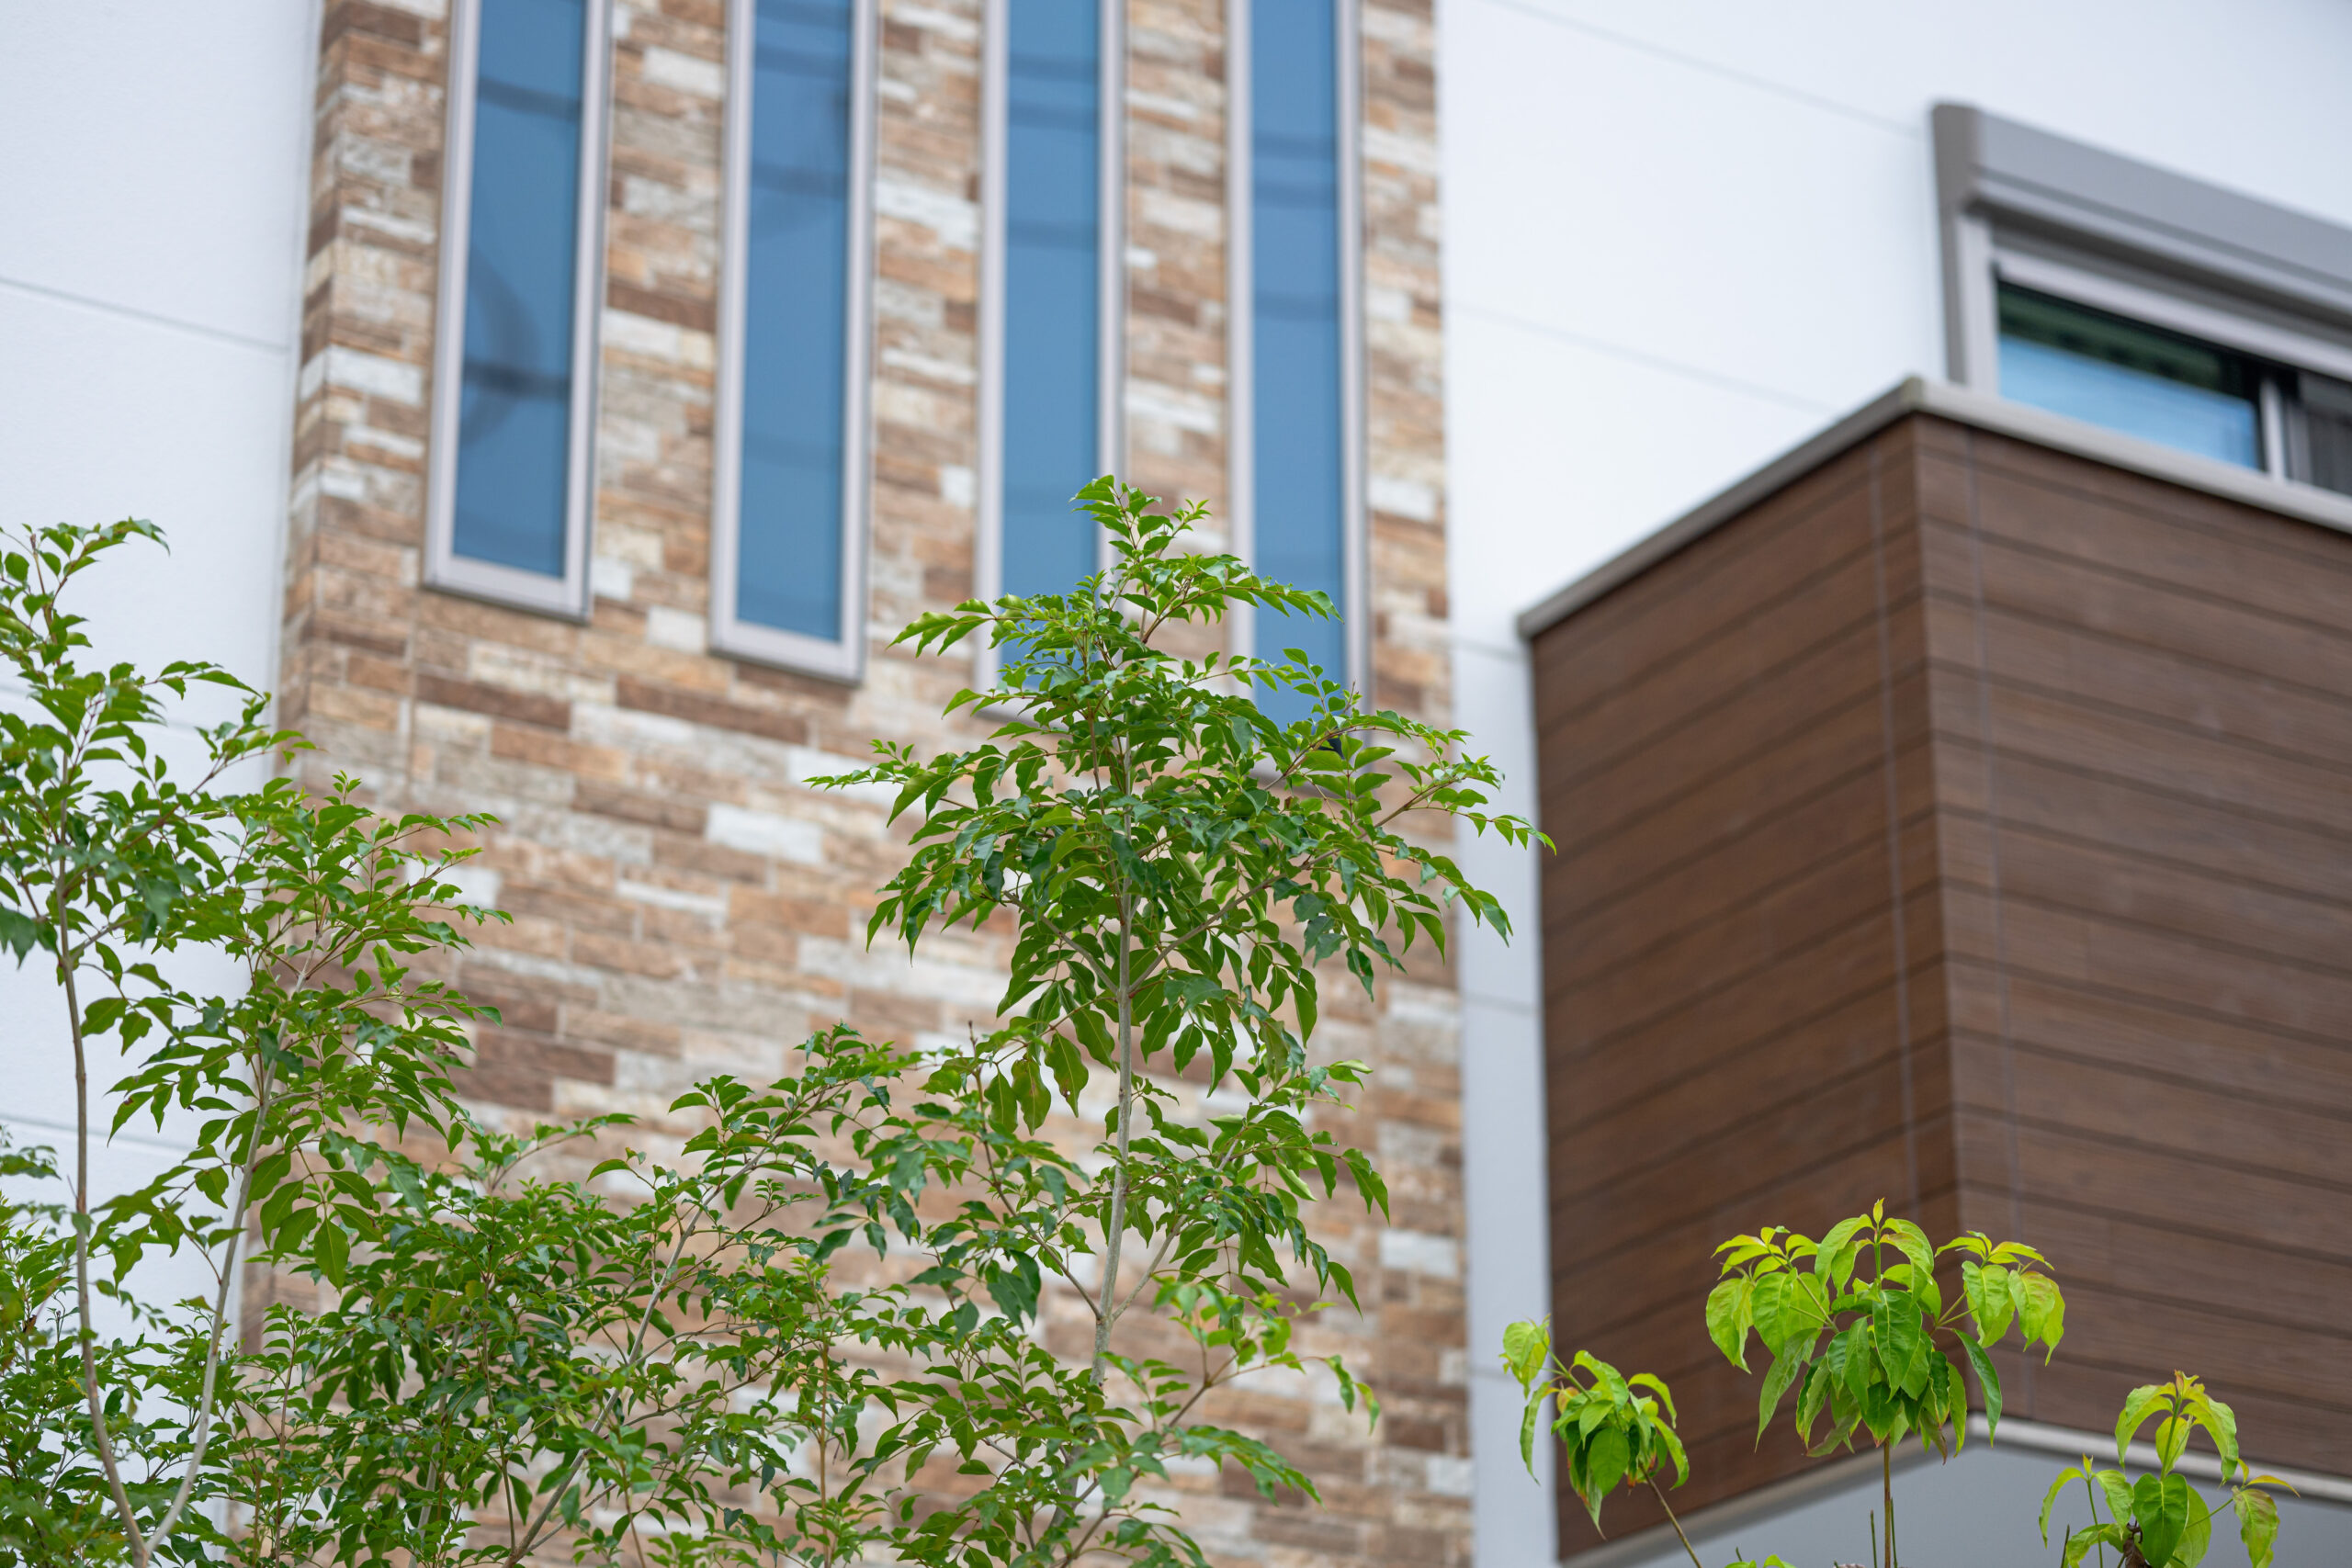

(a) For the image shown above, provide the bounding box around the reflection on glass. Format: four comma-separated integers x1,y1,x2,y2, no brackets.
1001,0,1102,603
1997,286,2259,469
2305,374,2352,497
1250,0,1345,716
736,0,855,640
453,0,589,578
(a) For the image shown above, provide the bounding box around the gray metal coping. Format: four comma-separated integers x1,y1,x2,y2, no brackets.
1514,377,2352,642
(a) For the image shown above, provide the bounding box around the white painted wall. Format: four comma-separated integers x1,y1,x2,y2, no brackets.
1438,4,2352,1562
0,0,319,1312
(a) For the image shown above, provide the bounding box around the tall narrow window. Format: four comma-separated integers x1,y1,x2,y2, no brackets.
428,0,609,615
714,0,875,677
1230,0,1362,712
978,0,1123,631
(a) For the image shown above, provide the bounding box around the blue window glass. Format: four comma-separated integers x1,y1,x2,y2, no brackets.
452,0,591,578
735,0,856,640
1250,0,1347,704
1001,0,1103,601
1997,286,2260,469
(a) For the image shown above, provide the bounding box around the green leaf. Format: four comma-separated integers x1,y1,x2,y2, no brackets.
2064,1523,2131,1568
2132,1472,2191,1568
1626,1372,1678,1427
1501,1320,1549,1389
1520,1388,1543,1472
1652,1416,1689,1488
1795,1362,1831,1444
1966,1261,2017,1345
2176,1484,2213,1568
1757,1352,1802,1443
2233,1486,2279,1568
1706,1278,1751,1371
1953,1328,2001,1436
1814,1215,1865,1283
2096,1470,2134,1527
1584,1424,1630,1503
2018,1269,2064,1355
1883,1216,1936,1281
2115,1383,2165,1465
2041,1466,2086,1544
313,1221,349,1287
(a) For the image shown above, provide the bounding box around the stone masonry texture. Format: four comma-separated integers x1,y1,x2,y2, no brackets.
277,2,1463,1564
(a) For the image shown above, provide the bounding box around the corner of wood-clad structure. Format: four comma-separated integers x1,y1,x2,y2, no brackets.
1532,409,2352,1554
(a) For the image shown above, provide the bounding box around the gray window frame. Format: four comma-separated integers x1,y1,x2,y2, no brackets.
973,0,1126,685
708,0,878,681
1934,102,2352,490
1226,0,1367,691
425,0,613,619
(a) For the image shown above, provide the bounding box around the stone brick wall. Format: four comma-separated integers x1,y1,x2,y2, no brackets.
277,3,1463,1564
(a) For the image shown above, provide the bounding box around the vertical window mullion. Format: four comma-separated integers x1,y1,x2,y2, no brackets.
427,0,610,617
712,0,876,678
978,0,1124,668
1229,0,1363,706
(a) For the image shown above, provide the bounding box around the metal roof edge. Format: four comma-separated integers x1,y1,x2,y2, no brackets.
1514,377,2352,640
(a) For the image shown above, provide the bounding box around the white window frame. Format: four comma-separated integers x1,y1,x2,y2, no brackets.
1226,0,1366,690
425,0,612,619
709,0,878,682
974,0,1125,684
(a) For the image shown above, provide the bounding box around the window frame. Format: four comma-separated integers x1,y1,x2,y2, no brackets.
708,0,879,682
973,0,1126,683
1935,102,2352,493
425,0,613,620
1226,0,1367,691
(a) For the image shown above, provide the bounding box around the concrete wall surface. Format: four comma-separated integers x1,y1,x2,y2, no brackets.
1439,4,2352,1562
1592,1445,2352,1568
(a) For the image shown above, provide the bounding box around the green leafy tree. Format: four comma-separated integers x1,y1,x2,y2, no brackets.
220,1034,958,1568
0,518,500,1566
2040,1372,2293,1568
813,477,1540,1565
6,490,1537,1568
0,1129,214,1562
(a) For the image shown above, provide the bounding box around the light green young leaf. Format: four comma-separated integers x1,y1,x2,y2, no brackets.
2233,1485,2280,1568
1501,1319,1550,1390
2041,1466,2086,1544
2116,1382,2165,1465
1707,1277,1753,1371
1626,1371,1678,1427
2097,1469,2134,1526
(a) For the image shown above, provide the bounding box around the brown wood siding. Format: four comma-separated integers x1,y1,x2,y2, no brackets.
1533,412,2352,1554
1918,420,2352,1474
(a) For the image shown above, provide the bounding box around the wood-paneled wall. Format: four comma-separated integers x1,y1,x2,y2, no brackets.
1532,412,2352,1553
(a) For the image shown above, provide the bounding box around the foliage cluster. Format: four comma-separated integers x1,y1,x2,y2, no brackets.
0,487,1537,1568
1507,1205,2292,1568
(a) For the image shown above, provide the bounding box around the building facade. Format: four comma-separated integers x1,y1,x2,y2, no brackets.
1523,387,2352,1565
281,3,1466,1567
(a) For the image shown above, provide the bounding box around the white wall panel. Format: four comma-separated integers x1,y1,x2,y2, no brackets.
0,0,317,1320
